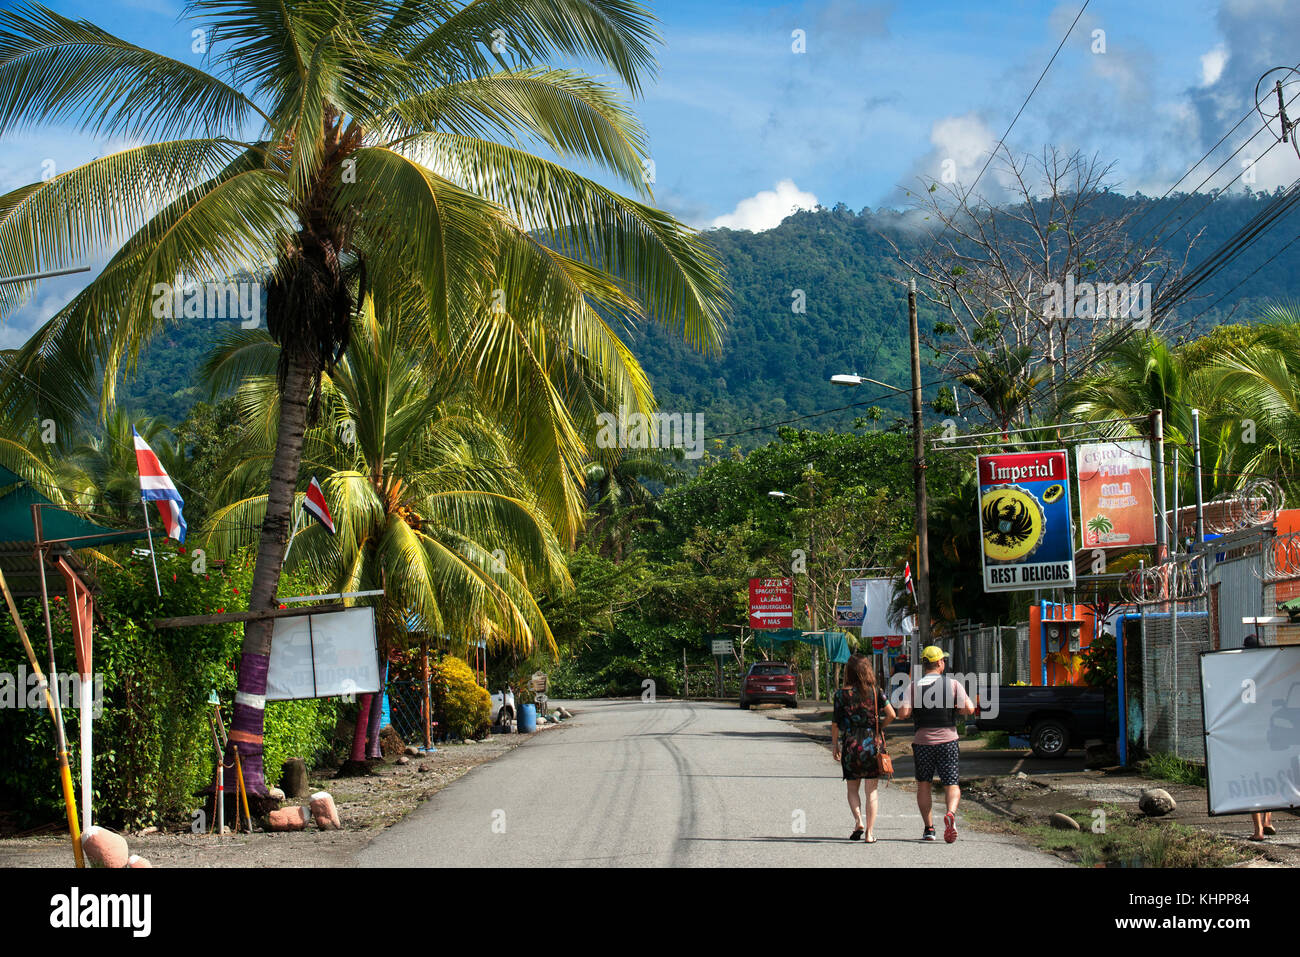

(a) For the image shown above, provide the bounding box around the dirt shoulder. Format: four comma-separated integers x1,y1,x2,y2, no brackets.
0,721,568,868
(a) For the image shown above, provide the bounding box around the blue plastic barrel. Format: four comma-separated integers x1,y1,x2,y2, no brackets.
518,703,537,733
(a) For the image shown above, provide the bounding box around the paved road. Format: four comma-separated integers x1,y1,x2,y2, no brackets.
357,698,1068,867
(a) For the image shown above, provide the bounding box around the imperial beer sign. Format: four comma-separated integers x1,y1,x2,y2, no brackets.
749,577,793,629
976,451,1076,593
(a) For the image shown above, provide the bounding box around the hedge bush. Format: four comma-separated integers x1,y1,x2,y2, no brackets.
431,655,490,739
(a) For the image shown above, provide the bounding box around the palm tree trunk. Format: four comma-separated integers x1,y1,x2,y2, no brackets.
365,660,386,759
223,346,314,798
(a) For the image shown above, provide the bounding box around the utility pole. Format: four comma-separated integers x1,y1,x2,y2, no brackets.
909,279,931,668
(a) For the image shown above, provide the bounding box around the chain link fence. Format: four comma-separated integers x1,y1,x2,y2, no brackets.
950,621,1022,682
386,678,432,747
1138,597,1212,762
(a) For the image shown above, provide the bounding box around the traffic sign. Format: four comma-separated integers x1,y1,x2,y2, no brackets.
749,578,793,629
711,639,731,656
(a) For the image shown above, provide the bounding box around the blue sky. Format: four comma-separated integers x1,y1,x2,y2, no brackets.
2,0,1298,344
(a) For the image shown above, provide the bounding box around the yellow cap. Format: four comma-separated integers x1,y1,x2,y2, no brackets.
920,645,950,663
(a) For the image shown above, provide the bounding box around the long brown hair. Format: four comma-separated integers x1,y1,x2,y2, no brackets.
844,653,877,699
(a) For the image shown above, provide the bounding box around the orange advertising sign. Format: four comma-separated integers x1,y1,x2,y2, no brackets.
1075,440,1156,548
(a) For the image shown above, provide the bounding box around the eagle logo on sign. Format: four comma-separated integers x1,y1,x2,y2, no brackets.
980,485,1046,562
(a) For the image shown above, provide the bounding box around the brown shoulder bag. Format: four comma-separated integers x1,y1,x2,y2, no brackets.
872,686,893,779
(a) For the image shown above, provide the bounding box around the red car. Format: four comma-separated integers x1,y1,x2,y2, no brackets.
740,662,798,709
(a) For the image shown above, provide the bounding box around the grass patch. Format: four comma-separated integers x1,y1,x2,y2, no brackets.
967,802,1251,868
1139,752,1207,787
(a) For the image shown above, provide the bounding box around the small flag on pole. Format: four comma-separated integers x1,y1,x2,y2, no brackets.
133,427,186,543
303,476,336,535
903,561,915,600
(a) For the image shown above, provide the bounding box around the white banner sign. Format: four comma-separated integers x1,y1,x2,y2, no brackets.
1201,645,1300,815
266,606,381,701
858,578,904,639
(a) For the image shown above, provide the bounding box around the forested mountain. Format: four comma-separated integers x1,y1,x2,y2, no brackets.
116,190,1300,443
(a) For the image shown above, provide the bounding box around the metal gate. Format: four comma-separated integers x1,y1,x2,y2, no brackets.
1207,525,1272,650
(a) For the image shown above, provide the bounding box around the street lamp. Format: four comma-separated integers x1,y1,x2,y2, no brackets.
828,278,930,673
830,373,899,390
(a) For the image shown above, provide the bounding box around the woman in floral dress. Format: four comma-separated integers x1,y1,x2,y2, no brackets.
831,654,896,842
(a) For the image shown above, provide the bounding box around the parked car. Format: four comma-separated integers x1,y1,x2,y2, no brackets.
490,688,516,730
740,662,798,709
965,685,1112,758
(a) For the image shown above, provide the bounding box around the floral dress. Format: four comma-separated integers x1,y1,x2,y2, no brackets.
833,686,888,780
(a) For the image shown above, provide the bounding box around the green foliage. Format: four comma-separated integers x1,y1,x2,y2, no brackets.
262,698,340,790
1082,631,1117,689
1140,752,1207,788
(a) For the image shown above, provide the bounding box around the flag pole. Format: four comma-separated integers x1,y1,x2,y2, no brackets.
283,494,303,565
141,499,161,597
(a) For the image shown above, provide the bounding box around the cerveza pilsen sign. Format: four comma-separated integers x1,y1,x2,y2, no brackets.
976,451,1076,593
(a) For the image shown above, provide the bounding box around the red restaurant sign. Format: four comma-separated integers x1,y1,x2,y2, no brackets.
748,577,794,629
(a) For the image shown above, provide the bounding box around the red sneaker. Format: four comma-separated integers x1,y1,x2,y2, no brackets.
944,812,958,843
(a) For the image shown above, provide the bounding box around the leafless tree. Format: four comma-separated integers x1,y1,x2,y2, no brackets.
889,146,1201,426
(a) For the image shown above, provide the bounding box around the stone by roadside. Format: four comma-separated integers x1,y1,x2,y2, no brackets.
0,718,569,868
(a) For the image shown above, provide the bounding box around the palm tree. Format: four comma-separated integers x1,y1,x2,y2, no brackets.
583,450,681,558
957,345,1047,440
63,411,185,522
203,307,571,764
0,1,727,795
1199,311,1300,501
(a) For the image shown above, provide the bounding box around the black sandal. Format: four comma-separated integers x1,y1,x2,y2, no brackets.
850,827,864,841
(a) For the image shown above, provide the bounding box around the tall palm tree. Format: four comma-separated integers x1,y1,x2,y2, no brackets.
0,0,726,794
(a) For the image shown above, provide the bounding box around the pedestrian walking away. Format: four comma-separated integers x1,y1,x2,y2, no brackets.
831,653,897,844
895,645,976,843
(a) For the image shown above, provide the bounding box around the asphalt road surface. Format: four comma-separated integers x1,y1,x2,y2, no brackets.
357,698,1067,868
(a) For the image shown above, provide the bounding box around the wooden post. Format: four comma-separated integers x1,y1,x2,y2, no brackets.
422,640,431,748
683,648,688,699
0,567,82,866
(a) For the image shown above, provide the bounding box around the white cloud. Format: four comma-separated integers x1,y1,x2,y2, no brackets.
1200,45,1228,86
710,179,819,231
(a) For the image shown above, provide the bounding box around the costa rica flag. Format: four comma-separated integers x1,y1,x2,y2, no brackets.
132,427,187,543
903,561,915,599
303,476,336,535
